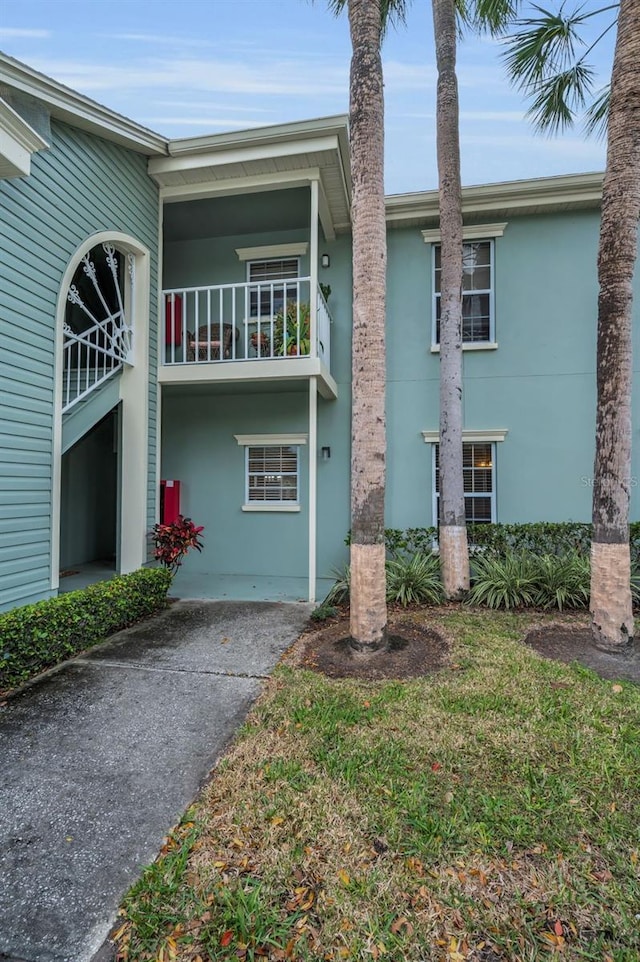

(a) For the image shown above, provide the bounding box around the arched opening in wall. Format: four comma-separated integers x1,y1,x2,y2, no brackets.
59,407,119,590
62,241,133,411
53,231,150,593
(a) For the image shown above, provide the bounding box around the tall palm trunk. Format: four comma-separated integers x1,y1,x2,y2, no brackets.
432,0,469,598
348,0,388,652
590,0,639,650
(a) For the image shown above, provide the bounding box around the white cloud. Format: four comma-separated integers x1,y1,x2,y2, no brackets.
383,59,506,91
460,111,525,123
154,100,274,114
107,33,216,47
397,110,525,123
25,55,348,98
142,116,270,128
0,27,51,39
461,131,606,161
383,61,436,90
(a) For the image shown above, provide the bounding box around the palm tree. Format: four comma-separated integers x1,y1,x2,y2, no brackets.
432,0,469,598
346,0,387,651
328,0,517,615
504,1,638,649
328,0,407,652
433,0,518,598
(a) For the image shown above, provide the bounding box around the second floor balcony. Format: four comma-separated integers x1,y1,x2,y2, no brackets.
159,277,336,398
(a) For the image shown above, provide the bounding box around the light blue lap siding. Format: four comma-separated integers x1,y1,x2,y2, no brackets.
0,119,159,612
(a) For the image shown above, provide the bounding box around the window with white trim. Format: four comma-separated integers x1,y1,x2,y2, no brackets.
235,434,307,511
248,257,299,319
433,240,494,345
246,444,299,504
433,441,496,524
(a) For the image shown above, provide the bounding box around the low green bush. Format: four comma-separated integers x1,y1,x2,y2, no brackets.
324,566,351,606
324,554,444,609
0,567,172,692
532,552,591,610
469,550,629,611
468,552,538,609
310,604,339,622
385,552,444,606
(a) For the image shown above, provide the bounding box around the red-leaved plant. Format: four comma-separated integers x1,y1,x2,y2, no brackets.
151,516,204,575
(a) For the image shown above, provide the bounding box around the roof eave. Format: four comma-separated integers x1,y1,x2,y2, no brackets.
385,171,605,224
0,51,168,156
166,114,350,157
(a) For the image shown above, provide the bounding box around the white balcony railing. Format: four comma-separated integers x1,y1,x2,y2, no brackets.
162,277,331,368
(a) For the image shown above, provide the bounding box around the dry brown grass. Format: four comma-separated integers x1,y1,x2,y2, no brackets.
115,608,640,962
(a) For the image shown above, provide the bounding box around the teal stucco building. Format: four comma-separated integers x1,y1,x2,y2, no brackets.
1,52,638,612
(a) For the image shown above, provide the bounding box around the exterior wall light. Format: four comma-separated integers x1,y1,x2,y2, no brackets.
321,446,331,461
321,253,330,269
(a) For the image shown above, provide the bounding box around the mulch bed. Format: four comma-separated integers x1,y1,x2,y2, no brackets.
524,626,640,683
288,613,450,680
287,607,640,684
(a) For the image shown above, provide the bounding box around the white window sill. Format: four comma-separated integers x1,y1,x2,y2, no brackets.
242,503,301,512
430,342,498,353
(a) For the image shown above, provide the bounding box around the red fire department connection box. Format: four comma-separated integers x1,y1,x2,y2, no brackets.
160,480,181,524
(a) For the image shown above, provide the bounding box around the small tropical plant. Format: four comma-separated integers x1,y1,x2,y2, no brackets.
631,564,640,606
310,603,339,622
324,554,444,609
532,552,591,611
152,515,204,575
385,552,444,606
273,302,311,356
469,552,538,609
323,565,351,606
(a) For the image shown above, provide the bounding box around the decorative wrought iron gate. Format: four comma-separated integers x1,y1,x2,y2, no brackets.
62,242,134,411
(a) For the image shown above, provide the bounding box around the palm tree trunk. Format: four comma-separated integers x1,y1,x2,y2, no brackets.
591,0,640,651
432,0,469,599
348,0,388,652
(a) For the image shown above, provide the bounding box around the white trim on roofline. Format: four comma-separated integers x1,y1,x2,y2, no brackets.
0,96,48,178
387,172,604,225
0,52,167,155
167,115,349,156
0,53,607,226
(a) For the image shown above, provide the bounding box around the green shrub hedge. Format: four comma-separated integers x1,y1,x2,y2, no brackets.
335,524,640,611
468,551,593,610
0,567,172,693
377,522,640,563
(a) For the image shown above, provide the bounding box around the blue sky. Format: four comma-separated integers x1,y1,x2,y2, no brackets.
1,0,613,193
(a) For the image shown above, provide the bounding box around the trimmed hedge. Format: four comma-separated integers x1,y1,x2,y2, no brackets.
378,522,640,563
0,567,172,693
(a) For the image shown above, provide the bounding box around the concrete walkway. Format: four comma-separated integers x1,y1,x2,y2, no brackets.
0,600,311,962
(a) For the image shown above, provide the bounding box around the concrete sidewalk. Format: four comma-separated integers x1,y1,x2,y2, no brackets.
0,600,311,962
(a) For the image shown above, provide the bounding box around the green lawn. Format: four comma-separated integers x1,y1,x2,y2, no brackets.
114,610,640,962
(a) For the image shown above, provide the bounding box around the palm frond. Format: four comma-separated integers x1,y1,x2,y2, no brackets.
526,61,596,133
325,0,409,35
470,0,521,36
584,84,610,138
381,0,410,31
503,5,589,91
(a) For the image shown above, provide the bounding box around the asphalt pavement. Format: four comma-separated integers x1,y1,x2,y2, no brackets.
0,600,311,962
